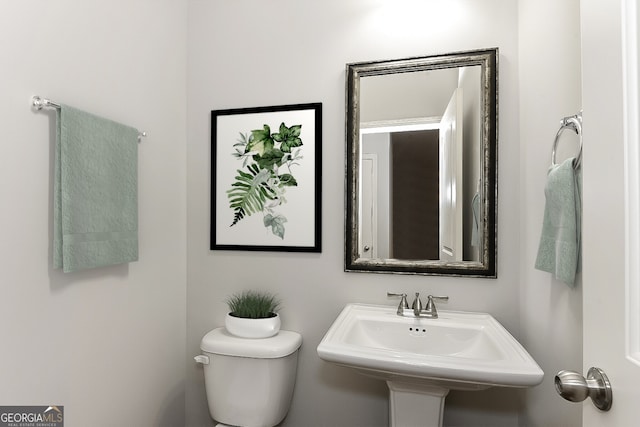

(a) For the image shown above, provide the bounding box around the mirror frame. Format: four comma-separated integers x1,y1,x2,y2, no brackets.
345,48,498,277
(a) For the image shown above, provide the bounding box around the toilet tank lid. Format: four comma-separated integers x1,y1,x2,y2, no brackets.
200,327,302,358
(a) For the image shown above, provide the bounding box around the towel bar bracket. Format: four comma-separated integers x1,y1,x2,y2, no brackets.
32,96,61,111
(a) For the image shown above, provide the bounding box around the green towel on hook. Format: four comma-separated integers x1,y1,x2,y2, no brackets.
54,105,139,273
535,157,582,285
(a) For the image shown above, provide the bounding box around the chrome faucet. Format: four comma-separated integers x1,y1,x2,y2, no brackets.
388,292,448,318
411,292,422,317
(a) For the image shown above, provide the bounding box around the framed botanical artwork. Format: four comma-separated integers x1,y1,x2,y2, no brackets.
211,103,322,252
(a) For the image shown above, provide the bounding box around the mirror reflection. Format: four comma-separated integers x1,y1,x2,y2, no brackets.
345,49,498,277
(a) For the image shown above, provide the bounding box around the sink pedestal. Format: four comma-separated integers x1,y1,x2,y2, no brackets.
387,381,449,427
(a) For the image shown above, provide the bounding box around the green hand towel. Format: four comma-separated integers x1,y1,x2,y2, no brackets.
54,105,139,273
535,157,582,285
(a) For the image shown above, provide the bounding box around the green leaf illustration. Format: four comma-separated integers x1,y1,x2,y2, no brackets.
227,121,305,238
232,132,252,167
264,214,287,239
227,164,276,226
272,122,303,153
278,173,297,187
253,148,285,169
247,125,274,155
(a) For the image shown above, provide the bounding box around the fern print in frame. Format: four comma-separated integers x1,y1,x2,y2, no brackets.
227,122,303,239
211,103,322,253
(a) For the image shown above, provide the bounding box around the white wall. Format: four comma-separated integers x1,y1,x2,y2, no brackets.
186,1,523,426
0,2,187,426
518,0,583,426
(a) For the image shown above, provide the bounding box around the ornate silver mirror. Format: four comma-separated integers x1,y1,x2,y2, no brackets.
345,48,498,277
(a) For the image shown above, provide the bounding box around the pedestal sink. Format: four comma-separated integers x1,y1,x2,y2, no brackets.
317,303,543,427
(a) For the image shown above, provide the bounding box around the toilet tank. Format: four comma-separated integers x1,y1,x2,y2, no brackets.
199,328,302,427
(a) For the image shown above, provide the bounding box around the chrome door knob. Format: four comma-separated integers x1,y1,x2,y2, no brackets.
554,367,612,411
363,246,370,252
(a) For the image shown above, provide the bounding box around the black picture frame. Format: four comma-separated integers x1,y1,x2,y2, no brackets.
211,103,322,252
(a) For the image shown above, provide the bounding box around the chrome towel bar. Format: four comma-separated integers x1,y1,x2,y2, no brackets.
31,95,147,142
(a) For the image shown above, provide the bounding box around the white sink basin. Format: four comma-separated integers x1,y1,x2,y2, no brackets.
318,303,543,389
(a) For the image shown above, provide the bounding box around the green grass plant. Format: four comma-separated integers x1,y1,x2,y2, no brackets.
226,290,281,319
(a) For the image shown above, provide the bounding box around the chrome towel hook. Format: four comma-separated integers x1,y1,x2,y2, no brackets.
552,111,583,169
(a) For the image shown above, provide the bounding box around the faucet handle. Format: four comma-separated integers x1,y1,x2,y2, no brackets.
425,295,449,313
387,292,409,315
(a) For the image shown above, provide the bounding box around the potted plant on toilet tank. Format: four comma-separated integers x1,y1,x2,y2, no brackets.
225,290,281,338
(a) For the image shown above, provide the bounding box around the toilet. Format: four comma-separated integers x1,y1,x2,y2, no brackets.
195,327,302,427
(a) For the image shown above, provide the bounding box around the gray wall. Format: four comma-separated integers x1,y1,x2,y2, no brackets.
518,0,583,425
187,1,524,426
0,1,188,426
0,1,587,426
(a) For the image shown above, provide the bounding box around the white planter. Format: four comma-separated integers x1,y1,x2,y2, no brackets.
225,313,281,338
